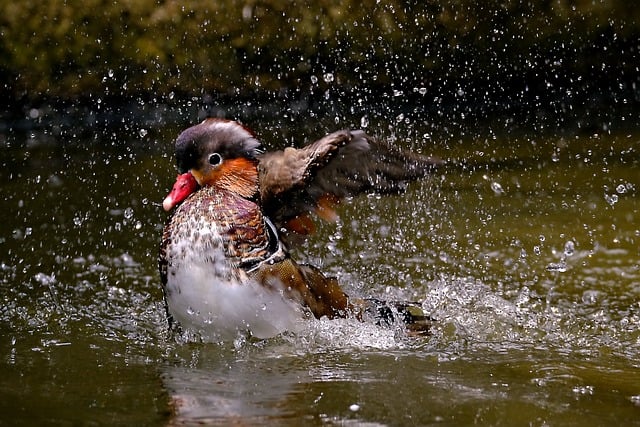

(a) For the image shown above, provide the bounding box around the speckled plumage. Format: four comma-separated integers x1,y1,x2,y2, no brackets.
160,185,303,340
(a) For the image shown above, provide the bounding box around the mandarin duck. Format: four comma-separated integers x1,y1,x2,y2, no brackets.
159,118,439,341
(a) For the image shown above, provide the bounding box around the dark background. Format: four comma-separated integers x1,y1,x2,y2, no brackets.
1,0,639,132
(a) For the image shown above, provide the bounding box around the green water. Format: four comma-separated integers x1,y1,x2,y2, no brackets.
1,119,639,425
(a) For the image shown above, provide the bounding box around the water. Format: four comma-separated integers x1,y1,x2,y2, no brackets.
1,120,639,425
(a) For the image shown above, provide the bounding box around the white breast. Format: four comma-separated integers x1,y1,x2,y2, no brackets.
164,213,304,341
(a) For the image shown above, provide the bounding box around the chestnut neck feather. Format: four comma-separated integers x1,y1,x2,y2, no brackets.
207,157,259,199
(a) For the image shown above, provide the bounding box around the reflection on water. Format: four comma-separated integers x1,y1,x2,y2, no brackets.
1,122,639,425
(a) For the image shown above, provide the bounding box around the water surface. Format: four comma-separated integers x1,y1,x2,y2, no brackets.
1,119,639,425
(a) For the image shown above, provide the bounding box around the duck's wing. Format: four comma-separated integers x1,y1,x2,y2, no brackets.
250,258,351,320
257,130,441,235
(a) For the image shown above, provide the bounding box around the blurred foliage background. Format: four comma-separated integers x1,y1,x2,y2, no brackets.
1,0,638,124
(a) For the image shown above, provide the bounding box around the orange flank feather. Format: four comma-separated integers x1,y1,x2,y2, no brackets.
283,193,341,235
314,193,340,222
284,214,316,235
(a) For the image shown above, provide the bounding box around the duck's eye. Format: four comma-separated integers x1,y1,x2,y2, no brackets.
208,153,222,166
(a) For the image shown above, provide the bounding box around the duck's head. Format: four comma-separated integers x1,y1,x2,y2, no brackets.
162,118,263,211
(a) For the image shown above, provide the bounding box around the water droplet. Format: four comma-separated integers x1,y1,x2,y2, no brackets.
139,129,148,137
123,207,134,220
360,115,369,128
323,72,334,83
604,193,618,206
242,4,253,20
310,75,318,84
572,385,594,395
539,235,545,242
34,272,57,286
533,245,541,255
546,261,567,272
490,181,504,195
233,335,247,349
581,290,599,304
564,240,575,256
349,404,360,412
616,184,627,194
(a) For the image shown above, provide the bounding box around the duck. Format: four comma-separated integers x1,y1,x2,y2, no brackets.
159,118,440,341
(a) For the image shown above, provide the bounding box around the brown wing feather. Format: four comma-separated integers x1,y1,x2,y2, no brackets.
257,130,353,200
258,130,441,233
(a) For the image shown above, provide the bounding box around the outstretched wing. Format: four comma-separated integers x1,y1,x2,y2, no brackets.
257,130,441,234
